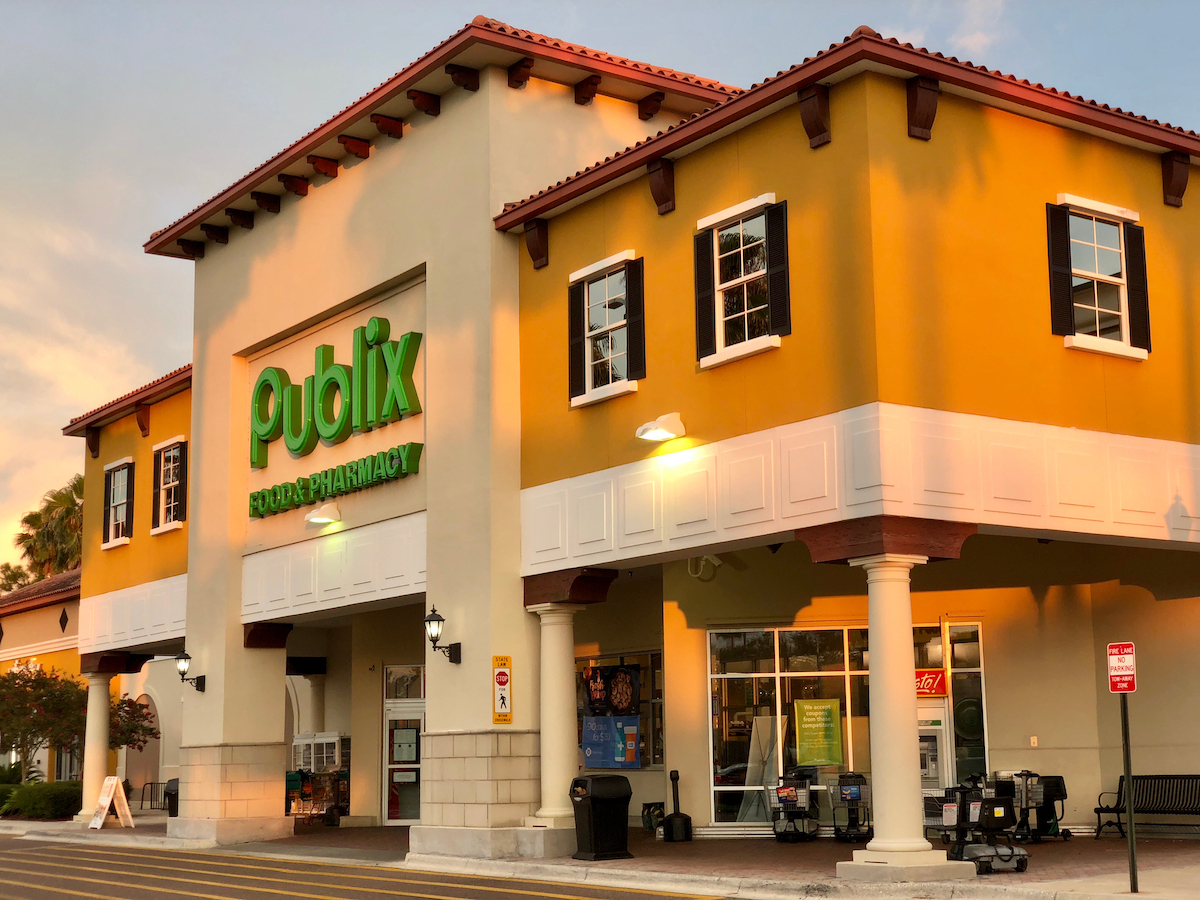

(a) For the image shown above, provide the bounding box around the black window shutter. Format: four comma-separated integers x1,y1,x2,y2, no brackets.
102,470,112,543
625,258,646,380
694,230,716,359
124,464,135,536
1046,203,1075,336
1125,223,1151,351
177,442,188,522
152,450,162,530
765,201,791,336
568,281,586,399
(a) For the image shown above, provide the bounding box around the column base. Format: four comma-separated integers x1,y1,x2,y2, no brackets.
410,825,576,859
524,814,574,829
167,816,293,844
836,849,976,882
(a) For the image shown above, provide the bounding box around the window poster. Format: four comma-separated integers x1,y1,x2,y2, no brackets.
583,665,640,716
793,698,844,767
582,715,640,769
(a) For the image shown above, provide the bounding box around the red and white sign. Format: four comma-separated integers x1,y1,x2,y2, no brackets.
916,669,948,697
1107,642,1136,693
493,656,512,724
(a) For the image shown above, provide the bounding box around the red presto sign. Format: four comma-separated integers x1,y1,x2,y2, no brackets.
1107,642,1137,693
915,669,948,696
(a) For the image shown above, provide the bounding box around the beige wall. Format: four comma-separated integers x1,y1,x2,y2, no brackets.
0,601,78,656
120,657,185,784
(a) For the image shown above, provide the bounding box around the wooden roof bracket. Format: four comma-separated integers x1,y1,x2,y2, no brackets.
638,91,665,121
647,158,675,214
508,57,535,88
524,218,549,269
907,76,940,140
798,84,831,148
1162,151,1190,207
135,403,151,437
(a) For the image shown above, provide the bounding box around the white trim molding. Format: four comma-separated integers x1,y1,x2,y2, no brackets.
100,537,130,551
1057,194,1140,222
1064,333,1148,361
571,379,638,408
697,193,777,231
149,521,185,537
103,456,134,472
0,635,79,663
78,573,187,654
521,402,1200,575
242,510,427,623
699,334,781,370
569,251,636,285
152,435,186,452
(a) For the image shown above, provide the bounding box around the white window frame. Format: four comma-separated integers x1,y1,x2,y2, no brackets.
101,458,133,549
570,252,640,408
697,195,782,370
152,437,185,534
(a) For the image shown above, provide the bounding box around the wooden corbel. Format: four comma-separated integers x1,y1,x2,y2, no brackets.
638,91,665,121
85,427,100,459
524,568,619,608
370,114,404,139
407,90,441,117
225,208,254,229
647,158,675,214
574,75,602,106
177,239,204,259
795,515,976,563
906,76,939,140
798,84,831,148
1162,151,1190,207
337,135,371,159
251,191,281,213
524,218,549,269
200,224,228,244
243,622,293,649
508,57,534,88
445,64,480,92
278,174,309,197
135,404,151,437
307,155,339,178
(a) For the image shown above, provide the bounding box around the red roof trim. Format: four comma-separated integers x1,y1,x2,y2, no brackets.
144,18,738,258
494,29,1200,231
0,569,80,614
63,364,192,436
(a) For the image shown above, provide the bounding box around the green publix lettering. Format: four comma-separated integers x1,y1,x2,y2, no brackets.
249,443,423,518
250,316,421,469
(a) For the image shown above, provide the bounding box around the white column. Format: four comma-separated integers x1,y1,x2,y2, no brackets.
306,674,326,733
837,554,974,880
526,603,583,826
75,673,112,820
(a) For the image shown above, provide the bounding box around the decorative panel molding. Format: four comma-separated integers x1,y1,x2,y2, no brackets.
242,511,426,623
78,574,187,654
521,403,1200,575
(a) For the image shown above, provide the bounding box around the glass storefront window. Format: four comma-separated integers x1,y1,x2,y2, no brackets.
781,676,848,776
385,666,424,700
711,676,777,787
710,630,775,674
848,675,870,774
951,672,986,779
913,626,944,668
575,651,665,767
848,628,869,670
779,629,844,672
949,625,981,668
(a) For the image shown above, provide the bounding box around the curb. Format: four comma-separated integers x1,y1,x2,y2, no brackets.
16,830,217,850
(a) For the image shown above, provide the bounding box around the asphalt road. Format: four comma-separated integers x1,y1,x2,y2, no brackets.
0,838,712,900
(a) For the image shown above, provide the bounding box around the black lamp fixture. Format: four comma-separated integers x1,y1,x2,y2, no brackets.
423,606,461,664
175,651,206,692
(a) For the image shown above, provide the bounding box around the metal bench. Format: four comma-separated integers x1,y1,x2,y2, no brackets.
1095,774,1200,838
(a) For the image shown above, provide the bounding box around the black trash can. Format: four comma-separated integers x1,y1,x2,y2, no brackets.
570,775,633,860
164,778,180,818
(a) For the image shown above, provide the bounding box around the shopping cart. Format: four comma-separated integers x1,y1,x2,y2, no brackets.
766,776,819,842
830,773,872,842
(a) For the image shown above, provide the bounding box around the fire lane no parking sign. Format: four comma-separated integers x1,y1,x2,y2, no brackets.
1107,642,1136,693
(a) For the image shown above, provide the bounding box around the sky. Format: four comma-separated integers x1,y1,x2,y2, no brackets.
1,0,1197,570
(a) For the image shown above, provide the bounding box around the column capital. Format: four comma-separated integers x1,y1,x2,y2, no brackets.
525,602,586,621
84,671,113,687
849,552,929,571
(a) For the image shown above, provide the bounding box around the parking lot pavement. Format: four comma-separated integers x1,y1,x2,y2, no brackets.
0,837,716,900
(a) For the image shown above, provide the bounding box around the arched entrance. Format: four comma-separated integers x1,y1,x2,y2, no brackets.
125,694,160,792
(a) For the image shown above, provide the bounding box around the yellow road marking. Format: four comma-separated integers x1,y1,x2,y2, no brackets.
19,846,714,899
0,865,247,899
0,876,124,899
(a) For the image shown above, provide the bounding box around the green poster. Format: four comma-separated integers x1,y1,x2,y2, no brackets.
794,698,843,767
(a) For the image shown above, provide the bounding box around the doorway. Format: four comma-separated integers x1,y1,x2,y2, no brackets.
383,666,424,826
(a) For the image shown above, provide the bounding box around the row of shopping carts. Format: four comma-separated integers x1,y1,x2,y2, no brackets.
766,772,872,843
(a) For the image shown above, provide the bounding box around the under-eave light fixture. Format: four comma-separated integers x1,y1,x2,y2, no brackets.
304,502,341,525
636,412,685,442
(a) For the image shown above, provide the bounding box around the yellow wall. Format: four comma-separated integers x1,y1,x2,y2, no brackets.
80,388,190,598
0,602,77,665
519,71,1200,489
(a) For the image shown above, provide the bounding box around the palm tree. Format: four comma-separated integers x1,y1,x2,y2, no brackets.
14,475,83,579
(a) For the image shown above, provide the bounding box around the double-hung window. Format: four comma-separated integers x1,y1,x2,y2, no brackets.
694,195,791,368
568,253,646,407
152,438,188,533
1047,197,1150,360
102,459,134,547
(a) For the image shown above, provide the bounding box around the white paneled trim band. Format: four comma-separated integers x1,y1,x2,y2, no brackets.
0,635,79,662
77,573,187,654
242,510,427,624
521,402,1200,574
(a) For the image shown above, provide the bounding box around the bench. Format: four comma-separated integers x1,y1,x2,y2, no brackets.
1095,774,1200,838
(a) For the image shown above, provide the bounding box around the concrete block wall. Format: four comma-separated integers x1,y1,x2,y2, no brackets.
177,743,287,819
420,730,540,828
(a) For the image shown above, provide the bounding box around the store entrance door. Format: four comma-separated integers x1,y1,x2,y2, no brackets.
384,698,424,825
917,699,953,792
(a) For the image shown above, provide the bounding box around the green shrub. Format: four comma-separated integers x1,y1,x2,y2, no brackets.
0,785,16,808
1,781,82,819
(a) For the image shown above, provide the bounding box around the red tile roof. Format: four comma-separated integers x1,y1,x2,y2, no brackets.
145,17,738,257
495,25,1199,230
0,568,80,608
63,364,191,436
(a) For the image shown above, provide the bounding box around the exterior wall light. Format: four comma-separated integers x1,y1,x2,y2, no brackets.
175,651,206,692
304,502,341,524
423,606,461,664
636,412,685,442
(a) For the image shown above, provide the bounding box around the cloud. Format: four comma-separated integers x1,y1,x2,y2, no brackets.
948,0,1007,58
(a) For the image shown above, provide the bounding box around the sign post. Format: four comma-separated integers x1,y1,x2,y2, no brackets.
1107,641,1138,894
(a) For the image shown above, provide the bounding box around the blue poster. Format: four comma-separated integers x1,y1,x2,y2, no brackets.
582,716,640,769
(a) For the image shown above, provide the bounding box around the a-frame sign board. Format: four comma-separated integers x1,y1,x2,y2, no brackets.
88,775,134,829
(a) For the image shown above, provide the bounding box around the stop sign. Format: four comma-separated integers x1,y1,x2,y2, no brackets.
495,671,509,687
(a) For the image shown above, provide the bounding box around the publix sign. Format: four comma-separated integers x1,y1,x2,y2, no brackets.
248,315,422,519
